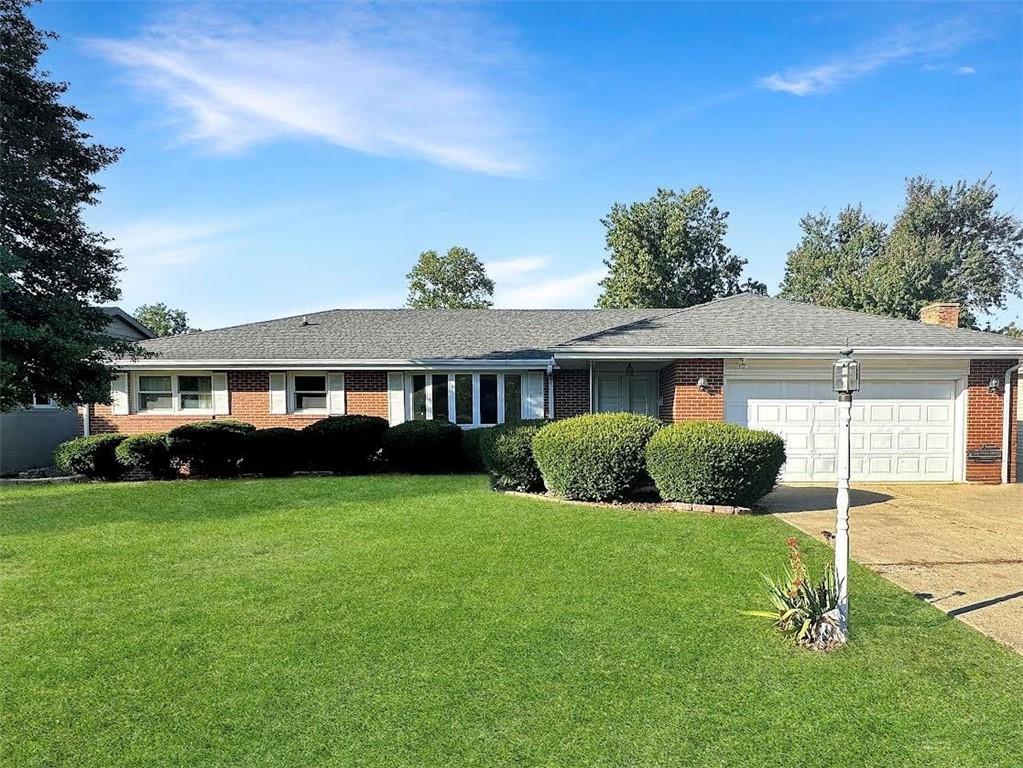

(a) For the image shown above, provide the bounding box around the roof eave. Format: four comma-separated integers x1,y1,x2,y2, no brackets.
551,346,1023,359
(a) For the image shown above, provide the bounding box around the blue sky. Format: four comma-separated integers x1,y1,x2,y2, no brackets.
32,1,1023,329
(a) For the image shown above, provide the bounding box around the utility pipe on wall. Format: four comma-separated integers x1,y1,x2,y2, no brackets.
1002,362,1020,484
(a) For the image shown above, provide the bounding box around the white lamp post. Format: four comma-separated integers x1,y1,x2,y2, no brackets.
832,349,860,639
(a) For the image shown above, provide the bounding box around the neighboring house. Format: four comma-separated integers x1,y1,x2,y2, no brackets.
89,295,1022,484
0,307,154,474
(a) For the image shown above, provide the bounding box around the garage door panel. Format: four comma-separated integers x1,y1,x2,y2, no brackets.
726,378,957,482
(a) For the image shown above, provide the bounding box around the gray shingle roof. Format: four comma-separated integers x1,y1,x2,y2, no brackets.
135,294,1023,362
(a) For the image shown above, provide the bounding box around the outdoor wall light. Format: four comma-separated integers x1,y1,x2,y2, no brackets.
624,363,634,377
696,376,709,392
988,377,1002,394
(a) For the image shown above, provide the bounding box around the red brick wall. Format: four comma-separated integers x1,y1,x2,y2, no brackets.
966,359,1017,483
658,359,724,423
90,370,388,434
553,368,590,418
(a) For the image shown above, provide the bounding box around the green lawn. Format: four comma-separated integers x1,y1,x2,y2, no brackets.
2,476,1021,768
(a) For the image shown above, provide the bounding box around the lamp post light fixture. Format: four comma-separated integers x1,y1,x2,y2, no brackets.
832,349,860,640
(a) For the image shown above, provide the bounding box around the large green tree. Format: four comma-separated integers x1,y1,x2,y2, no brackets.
1,0,133,410
777,206,887,311
134,303,198,337
406,246,494,309
596,187,761,309
780,177,1023,327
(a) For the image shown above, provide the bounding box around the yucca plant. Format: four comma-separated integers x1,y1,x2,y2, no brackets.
745,537,845,651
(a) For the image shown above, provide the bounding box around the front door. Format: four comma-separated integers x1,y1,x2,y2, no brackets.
596,372,657,417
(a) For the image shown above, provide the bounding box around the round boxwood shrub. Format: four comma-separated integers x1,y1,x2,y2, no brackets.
531,412,661,501
53,434,126,480
114,433,174,479
479,420,547,492
461,426,489,471
645,421,786,507
241,428,304,477
301,415,389,473
167,419,255,477
382,420,463,473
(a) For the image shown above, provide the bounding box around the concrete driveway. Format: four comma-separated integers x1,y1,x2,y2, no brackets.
761,483,1023,653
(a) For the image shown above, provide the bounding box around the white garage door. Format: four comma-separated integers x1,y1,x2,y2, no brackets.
725,379,959,482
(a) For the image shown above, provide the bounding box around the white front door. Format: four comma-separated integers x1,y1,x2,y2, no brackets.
725,379,960,482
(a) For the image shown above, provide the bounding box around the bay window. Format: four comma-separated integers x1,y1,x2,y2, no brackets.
404,371,542,428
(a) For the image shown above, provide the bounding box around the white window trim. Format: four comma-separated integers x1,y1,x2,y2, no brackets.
404,371,533,429
288,371,329,415
30,394,58,409
132,371,216,416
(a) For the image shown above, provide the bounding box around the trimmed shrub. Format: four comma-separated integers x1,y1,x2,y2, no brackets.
53,434,126,480
461,426,489,471
167,420,255,477
531,412,661,501
382,420,463,473
645,421,786,506
479,420,547,491
241,428,304,477
301,415,389,473
114,433,174,479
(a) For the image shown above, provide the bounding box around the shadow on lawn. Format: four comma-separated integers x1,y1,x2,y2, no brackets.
0,475,484,537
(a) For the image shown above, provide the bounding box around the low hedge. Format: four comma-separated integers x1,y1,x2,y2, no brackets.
479,420,547,491
645,421,786,506
301,415,389,473
242,428,304,477
167,420,255,477
382,420,463,473
114,433,174,479
531,412,661,501
53,434,126,480
461,426,489,471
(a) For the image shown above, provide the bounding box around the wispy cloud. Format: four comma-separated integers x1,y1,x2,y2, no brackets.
112,217,247,268
485,256,547,282
759,20,978,96
955,65,977,76
88,5,533,175
494,267,606,309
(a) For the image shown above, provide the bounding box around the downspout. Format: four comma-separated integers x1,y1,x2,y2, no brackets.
1002,362,1021,484
547,359,556,420
82,404,91,437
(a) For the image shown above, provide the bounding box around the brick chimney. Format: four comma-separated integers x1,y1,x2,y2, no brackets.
919,302,960,328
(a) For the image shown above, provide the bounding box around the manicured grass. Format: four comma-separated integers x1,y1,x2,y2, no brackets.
2,476,1021,767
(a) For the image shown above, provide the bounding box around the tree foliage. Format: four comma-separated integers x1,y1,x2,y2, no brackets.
406,246,494,309
134,303,197,337
596,187,760,309
1,0,132,410
779,177,1023,327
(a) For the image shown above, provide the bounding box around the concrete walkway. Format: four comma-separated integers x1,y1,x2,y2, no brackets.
761,483,1023,653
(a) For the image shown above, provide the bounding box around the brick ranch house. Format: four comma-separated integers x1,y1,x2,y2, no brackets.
84,294,1023,484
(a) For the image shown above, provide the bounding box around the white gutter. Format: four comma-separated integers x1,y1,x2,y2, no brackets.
82,404,90,437
113,357,557,371
1002,362,1021,484
552,346,1023,360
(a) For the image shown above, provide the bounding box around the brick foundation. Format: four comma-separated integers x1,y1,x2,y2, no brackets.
966,360,1017,483
658,359,724,422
